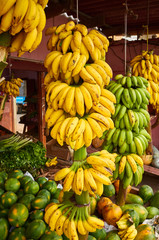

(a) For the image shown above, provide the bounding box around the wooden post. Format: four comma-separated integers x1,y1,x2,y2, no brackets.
38,71,46,147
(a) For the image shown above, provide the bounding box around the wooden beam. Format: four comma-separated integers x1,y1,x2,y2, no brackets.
38,72,46,147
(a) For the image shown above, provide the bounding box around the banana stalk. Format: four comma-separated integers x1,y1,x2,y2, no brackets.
73,146,89,240
73,145,87,161
116,179,128,206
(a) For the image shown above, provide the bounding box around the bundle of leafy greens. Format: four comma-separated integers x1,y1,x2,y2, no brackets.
0,135,47,175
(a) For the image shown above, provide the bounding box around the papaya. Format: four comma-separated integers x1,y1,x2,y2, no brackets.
121,204,148,223
103,184,115,197
150,191,159,208
88,236,96,240
135,224,155,240
146,206,159,219
139,185,154,203
90,228,107,240
126,193,143,205
105,230,120,240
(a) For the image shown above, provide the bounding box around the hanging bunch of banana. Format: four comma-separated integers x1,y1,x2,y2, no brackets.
103,74,151,156
43,21,116,238
130,50,159,112
54,150,116,196
113,154,144,189
102,74,151,191
44,21,115,151
45,21,109,59
44,199,104,238
0,0,48,56
0,77,23,97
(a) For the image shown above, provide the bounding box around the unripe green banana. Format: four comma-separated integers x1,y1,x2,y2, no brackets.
115,74,123,80
139,108,150,122
135,89,142,105
134,168,140,186
139,112,148,128
126,130,133,144
107,81,116,90
106,127,116,142
111,84,122,94
118,129,126,147
142,88,151,99
140,103,148,110
123,88,131,104
139,76,148,87
112,128,121,144
115,87,124,104
137,135,146,152
116,105,127,121
140,134,149,148
113,104,121,119
126,76,132,88
115,155,122,163
125,161,133,178
130,140,137,153
139,129,151,140
123,113,132,130
115,119,120,128
134,136,144,156
129,88,136,103
131,76,138,87
121,95,131,109
137,88,149,105
136,76,144,88
119,118,125,129
122,170,133,189
126,143,130,153
109,82,118,92
119,142,128,154
137,112,144,129
121,76,127,86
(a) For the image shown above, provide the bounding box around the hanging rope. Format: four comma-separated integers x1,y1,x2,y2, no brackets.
142,0,150,51
124,0,128,74
76,0,79,24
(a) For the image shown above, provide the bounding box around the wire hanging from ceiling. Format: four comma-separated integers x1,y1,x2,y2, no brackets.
142,0,150,51
76,0,79,24
124,0,128,74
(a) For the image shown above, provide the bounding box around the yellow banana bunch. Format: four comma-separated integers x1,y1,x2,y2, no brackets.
46,109,115,150
45,21,109,62
45,79,115,119
117,213,137,240
0,0,47,56
131,51,159,112
54,150,114,195
148,80,159,112
44,202,104,238
0,77,23,97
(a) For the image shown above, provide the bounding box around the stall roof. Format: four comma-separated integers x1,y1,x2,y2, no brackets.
46,0,159,36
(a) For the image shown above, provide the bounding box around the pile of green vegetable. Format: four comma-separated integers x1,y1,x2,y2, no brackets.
0,134,47,175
